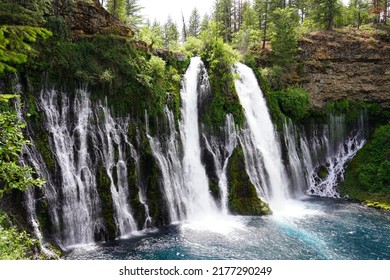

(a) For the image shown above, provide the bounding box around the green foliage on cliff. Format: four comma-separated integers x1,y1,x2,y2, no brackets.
199,21,245,129
0,97,45,198
0,1,52,74
32,34,185,128
227,147,271,216
342,121,390,209
0,212,37,259
274,86,310,121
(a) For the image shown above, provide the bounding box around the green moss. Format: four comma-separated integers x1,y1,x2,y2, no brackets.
35,195,52,235
317,165,329,180
95,164,116,240
227,147,271,216
209,181,220,200
138,134,169,227
127,156,146,228
341,121,390,210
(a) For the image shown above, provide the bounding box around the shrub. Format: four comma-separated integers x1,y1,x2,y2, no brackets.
274,86,310,121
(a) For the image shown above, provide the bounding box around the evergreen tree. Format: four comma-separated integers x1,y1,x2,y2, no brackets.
201,13,210,32
241,1,257,28
311,0,342,30
107,0,126,22
182,12,188,42
270,7,299,65
188,7,201,37
214,0,234,42
253,0,271,49
163,16,179,50
125,0,143,31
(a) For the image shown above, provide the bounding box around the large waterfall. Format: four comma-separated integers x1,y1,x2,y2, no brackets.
148,57,218,222
179,57,218,219
233,63,290,209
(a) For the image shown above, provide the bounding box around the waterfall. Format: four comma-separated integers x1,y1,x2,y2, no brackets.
283,119,311,196
304,114,367,197
202,114,237,214
37,89,145,246
21,145,59,258
147,108,186,223
233,63,290,208
179,57,218,219
283,113,368,198
40,89,105,246
17,58,371,251
94,104,138,236
148,57,218,222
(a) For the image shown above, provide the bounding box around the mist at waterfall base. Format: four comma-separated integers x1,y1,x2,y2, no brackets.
27,58,390,260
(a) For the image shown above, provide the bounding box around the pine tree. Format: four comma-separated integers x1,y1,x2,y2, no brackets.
163,16,179,50
214,0,234,42
311,0,342,30
241,1,257,28
201,13,210,32
188,7,201,37
125,0,143,31
270,7,299,64
107,0,127,22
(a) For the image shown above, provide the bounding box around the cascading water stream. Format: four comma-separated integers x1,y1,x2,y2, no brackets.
94,104,138,236
179,57,218,219
202,114,237,214
147,108,187,223
282,111,368,198
148,58,218,222
40,89,104,247
233,63,290,210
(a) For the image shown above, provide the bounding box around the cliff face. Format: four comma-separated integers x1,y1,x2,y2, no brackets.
51,0,133,37
299,30,390,108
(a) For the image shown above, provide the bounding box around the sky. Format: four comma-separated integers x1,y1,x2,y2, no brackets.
141,0,214,26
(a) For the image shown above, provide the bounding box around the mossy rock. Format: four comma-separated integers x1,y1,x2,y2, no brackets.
95,164,116,240
341,121,390,210
317,165,329,180
227,147,271,216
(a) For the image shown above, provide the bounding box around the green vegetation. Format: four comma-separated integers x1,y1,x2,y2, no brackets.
341,122,390,209
31,34,186,129
0,96,44,198
270,7,299,65
227,147,271,216
0,96,44,259
274,86,310,121
191,21,245,129
0,212,37,259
